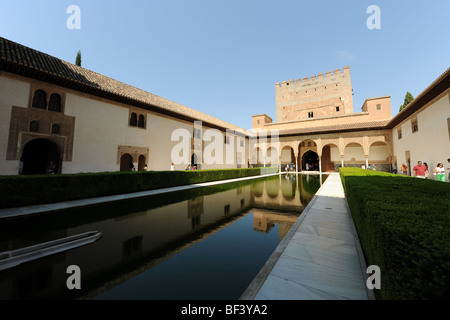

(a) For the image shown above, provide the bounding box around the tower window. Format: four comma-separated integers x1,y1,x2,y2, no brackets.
412,118,418,133
51,124,61,135
308,112,314,118
29,120,40,133
336,106,340,112
376,104,382,111
138,115,145,128
48,94,62,112
130,113,137,127
32,90,47,110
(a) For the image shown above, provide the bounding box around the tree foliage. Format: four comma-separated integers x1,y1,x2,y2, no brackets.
399,91,414,112
75,50,82,67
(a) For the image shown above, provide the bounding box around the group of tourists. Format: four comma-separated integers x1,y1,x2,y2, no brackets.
396,159,449,182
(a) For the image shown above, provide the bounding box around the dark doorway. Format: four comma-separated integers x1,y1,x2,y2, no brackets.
21,139,60,175
138,155,146,171
302,150,319,171
191,153,198,169
120,154,133,171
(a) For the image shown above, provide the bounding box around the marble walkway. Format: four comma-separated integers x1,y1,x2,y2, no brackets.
241,173,374,300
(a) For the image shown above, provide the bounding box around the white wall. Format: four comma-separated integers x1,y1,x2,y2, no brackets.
0,75,30,175
393,92,450,180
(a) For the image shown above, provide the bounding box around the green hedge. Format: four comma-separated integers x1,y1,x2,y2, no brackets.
0,167,278,209
339,167,450,300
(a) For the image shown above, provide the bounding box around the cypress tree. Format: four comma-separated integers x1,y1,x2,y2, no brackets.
399,92,414,112
75,50,82,66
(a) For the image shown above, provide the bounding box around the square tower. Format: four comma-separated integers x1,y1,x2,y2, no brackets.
275,66,354,122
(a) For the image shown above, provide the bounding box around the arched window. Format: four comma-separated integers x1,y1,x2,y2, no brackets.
29,120,40,133
51,124,61,135
32,90,47,110
138,115,145,128
48,94,62,112
130,113,137,127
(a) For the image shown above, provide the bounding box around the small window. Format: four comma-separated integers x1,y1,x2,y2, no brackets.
376,104,382,111
308,112,314,118
240,140,244,147
224,204,231,215
412,118,418,133
29,120,39,133
138,115,145,128
51,124,61,135
257,120,260,125
336,106,340,112
32,90,47,110
398,128,402,140
130,113,137,127
48,94,62,112
225,136,230,145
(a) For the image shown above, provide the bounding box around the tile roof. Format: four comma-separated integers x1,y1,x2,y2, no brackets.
278,120,391,136
0,37,242,131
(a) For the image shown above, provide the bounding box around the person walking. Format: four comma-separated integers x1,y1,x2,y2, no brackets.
433,163,445,182
392,163,398,174
424,162,429,179
412,161,428,179
401,163,408,175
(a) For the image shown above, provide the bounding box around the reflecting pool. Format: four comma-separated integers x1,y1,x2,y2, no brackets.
0,173,327,300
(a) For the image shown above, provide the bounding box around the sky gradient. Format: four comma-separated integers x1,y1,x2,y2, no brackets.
1,0,449,129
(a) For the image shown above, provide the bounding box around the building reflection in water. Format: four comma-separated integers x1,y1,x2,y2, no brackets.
0,173,326,300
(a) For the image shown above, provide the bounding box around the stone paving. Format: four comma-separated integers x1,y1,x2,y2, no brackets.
241,173,373,300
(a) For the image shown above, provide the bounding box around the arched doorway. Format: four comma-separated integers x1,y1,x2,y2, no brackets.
21,139,61,175
302,150,319,171
281,146,295,172
369,142,391,172
120,154,133,171
138,155,146,171
191,153,199,169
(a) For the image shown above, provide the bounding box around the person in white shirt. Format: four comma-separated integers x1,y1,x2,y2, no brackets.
433,163,445,182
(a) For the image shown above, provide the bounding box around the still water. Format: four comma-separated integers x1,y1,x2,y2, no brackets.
0,173,327,300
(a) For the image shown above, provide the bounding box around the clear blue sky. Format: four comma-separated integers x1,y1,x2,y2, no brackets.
1,0,449,129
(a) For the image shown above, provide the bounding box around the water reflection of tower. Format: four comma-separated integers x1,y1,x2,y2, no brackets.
188,197,204,229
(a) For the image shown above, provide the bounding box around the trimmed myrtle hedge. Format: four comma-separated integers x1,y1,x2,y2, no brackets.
0,167,278,209
339,167,450,300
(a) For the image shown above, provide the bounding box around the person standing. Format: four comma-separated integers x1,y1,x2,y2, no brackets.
393,163,398,174
18,158,24,175
47,161,55,174
171,163,175,171
412,161,428,179
433,163,445,182
424,162,429,179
